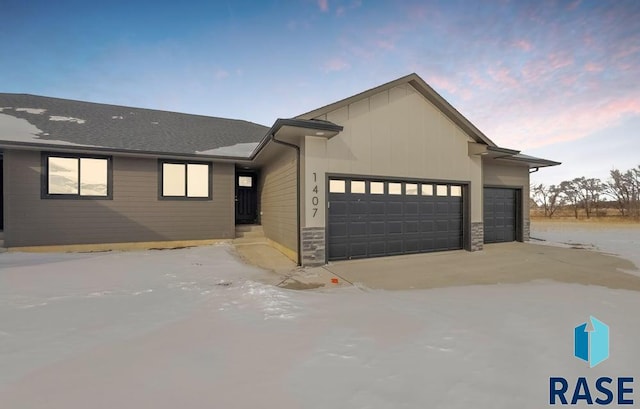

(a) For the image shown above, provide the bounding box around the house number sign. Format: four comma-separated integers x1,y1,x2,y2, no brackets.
311,172,319,217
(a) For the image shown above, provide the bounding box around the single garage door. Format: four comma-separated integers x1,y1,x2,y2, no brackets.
483,187,518,243
328,178,464,261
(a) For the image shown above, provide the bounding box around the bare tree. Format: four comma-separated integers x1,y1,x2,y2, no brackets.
532,183,562,217
606,169,633,216
632,166,640,217
583,178,603,218
560,180,580,219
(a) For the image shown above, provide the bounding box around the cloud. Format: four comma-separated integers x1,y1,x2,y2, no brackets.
567,0,582,11
584,62,603,73
336,0,362,17
487,65,519,88
322,57,350,73
512,39,533,52
375,40,395,50
214,69,229,80
318,0,329,12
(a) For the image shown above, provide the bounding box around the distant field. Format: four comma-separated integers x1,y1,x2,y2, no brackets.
530,207,640,223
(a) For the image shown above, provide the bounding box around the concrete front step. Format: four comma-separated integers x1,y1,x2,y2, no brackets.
235,230,266,238
232,237,269,245
235,224,265,239
235,224,264,233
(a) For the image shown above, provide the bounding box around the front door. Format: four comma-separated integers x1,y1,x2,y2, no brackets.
235,171,258,224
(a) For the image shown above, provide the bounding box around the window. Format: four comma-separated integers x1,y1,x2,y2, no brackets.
160,161,211,199
238,176,253,187
451,185,462,197
370,182,384,194
405,183,418,195
436,185,448,196
43,153,111,199
421,184,433,196
351,180,366,194
388,182,402,195
329,179,345,193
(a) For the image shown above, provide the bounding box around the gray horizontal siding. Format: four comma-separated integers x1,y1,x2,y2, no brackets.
258,148,298,255
4,149,234,247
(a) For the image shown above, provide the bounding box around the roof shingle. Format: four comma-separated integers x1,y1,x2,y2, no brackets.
0,93,269,155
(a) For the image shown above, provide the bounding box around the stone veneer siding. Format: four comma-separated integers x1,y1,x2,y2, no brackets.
523,219,530,241
471,222,484,251
302,227,325,266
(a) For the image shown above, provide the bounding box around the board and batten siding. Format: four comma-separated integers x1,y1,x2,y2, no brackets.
257,146,298,256
303,83,483,228
3,149,235,247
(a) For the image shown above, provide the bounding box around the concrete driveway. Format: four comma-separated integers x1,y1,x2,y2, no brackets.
322,242,640,291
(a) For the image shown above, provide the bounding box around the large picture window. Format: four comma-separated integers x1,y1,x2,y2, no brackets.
42,153,112,199
159,161,212,199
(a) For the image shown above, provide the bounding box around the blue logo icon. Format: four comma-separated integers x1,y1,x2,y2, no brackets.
574,316,609,368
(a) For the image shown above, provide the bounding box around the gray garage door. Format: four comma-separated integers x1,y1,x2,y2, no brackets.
328,178,464,261
483,187,518,243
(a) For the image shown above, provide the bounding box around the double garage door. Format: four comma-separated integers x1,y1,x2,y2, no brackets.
328,178,464,261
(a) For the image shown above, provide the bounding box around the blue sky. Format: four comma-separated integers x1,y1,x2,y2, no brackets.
1,0,638,185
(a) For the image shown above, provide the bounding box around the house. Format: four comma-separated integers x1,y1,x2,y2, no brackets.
0,73,559,265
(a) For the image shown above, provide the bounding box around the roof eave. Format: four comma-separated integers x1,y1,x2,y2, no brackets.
494,155,562,168
248,118,344,159
0,140,256,162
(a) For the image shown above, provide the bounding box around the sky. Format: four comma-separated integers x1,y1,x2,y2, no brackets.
1,0,638,185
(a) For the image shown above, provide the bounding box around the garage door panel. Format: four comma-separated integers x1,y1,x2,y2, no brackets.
404,220,419,233
449,220,462,231
368,241,386,256
436,220,449,232
329,201,348,216
404,238,421,253
349,242,368,258
349,222,367,236
369,221,385,235
328,222,347,238
328,243,348,260
387,221,403,234
404,202,419,215
387,202,403,215
328,178,465,261
436,202,450,213
370,201,386,215
484,187,518,244
386,240,403,255
420,220,435,232
349,201,368,215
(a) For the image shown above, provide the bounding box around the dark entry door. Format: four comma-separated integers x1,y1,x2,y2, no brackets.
235,172,258,224
328,178,464,261
483,187,518,243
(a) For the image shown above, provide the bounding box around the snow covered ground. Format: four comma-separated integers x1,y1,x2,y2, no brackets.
531,220,640,270
1,233,639,408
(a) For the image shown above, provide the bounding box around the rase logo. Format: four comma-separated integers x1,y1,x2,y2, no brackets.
574,316,609,368
549,317,634,406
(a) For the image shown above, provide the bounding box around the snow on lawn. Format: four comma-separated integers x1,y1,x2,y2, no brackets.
1,244,640,408
532,221,640,270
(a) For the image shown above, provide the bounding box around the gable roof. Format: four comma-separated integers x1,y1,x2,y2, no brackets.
296,73,497,147
0,93,269,156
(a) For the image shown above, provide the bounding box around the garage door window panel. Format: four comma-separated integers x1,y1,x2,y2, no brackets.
351,181,366,194
329,179,346,193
